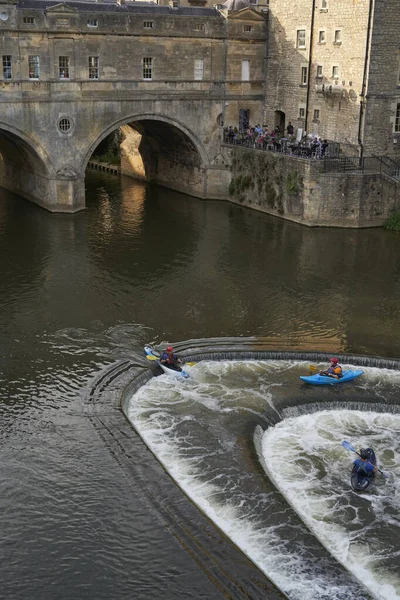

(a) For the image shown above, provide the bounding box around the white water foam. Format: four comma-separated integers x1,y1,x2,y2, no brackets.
261,410,400,600
128,361,400,600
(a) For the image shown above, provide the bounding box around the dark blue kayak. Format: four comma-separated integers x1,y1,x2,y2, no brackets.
300,369,364,385
351,448,376,492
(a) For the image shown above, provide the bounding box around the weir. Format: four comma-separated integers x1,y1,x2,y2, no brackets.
88,342,400,600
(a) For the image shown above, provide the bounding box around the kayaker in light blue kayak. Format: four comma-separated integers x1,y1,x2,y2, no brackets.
160,346,183,372
319,357,343,379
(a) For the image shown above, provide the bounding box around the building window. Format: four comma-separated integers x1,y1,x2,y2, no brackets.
301,66,308,85
23,16,35,24
241,59,250,81
88,56,99,80
313,109,320,121
395,104,400,132
318,30,325,43
332,65,339,78
59,56,70,79
334,29,341,43
243,25,253,32
143,57,152,80
87,19,98,27
194,23,205,31
321,0,327,8
143,21,154,28
194,58,204,81
58,117,73,133
2,55,12,80
316,65,323,78
28,55,40,79
297,29,306,49
299,107,305,118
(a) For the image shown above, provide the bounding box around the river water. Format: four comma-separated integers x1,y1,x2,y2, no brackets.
1,171,399,600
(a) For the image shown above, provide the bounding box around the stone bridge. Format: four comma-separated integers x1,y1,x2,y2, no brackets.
0,0,267,212
0,98,230,212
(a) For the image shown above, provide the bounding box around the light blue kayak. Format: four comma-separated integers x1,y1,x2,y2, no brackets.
300,370,364,385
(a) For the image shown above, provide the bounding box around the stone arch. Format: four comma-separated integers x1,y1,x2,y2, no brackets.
81,113,209,175
0,121,55,176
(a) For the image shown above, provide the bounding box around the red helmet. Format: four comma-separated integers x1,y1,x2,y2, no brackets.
330,357,339,364
166,346,173,352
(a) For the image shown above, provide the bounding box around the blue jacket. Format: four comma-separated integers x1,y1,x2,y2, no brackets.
353,458,375,474
161,351,178,364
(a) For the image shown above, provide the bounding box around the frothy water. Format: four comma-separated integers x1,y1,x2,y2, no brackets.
128,359,400,599
262,411,400,600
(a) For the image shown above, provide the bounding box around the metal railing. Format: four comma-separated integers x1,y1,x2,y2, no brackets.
223,133,400,180
223,133,332,159
322,155,400,178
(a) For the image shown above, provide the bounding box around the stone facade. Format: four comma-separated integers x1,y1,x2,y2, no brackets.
0,0,266,211
264,0,400,159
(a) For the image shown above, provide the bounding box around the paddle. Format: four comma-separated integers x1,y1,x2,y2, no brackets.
309,364,318,373
145,354,196,367
342,440,387,478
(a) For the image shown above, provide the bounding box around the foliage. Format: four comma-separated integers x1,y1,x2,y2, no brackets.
93,149,120,165
383,213,400,232
285,170,302,195
229,174,252,196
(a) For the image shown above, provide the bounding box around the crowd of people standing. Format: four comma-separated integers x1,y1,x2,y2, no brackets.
224,122,329,159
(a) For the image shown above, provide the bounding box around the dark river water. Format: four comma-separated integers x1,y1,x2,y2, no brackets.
1,171,400,600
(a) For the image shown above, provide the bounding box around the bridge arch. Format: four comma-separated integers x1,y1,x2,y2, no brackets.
82,113,209,175
0,122,55,176
0,122,61,209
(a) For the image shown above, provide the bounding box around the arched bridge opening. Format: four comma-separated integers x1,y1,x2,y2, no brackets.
0,127,54,210
86,117,206,199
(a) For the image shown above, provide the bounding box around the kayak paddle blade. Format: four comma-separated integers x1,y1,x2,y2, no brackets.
342,440,356,453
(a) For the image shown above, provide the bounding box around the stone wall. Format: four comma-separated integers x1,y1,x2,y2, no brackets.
264,0,369,146
363,0,400,157
224,145,400,227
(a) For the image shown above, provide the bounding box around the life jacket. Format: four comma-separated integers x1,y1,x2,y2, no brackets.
328,365,342,377
163,351,177,365
354,458,374,475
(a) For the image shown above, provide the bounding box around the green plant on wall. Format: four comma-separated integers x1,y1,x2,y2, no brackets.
383,213,400,232
229,174,252,197
285,170,302,196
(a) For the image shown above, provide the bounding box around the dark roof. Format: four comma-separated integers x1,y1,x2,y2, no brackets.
18,0,219,16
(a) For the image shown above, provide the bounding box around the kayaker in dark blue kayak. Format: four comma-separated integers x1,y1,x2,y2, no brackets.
353,448,377,475
160,346,183,372
319,357,343,379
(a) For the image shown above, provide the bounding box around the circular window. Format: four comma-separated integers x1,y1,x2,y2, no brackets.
0,12,9,21
58,117,73,133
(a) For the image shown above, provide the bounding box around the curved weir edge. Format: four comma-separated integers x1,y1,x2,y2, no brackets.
86,349,400,600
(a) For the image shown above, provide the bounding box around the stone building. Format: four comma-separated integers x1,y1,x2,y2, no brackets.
264,0,400,158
